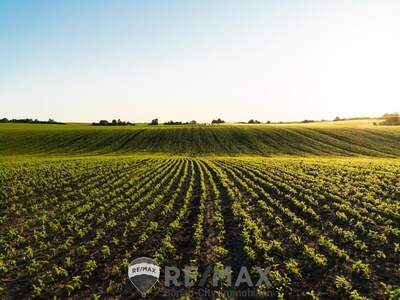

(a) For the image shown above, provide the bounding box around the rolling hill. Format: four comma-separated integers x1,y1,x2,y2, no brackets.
1,120,399,157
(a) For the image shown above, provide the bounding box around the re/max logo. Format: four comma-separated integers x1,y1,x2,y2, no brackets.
163,265,271,288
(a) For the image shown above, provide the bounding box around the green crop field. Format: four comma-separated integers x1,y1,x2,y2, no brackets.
0,121,399,299
1,120,400,157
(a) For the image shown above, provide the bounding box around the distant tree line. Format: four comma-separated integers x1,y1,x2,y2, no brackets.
334,116,372,122
152,118,228,125
149,118,159,125
0,118,65,124
6,115,394,127
164,120,197,125
376,113,400,126
92,119,134,126
150,119,200,125
211,118,225,124
302,119,315,123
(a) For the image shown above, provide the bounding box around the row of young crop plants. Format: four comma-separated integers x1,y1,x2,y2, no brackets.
210,158,399,299
1,158,178,297
0,157,399,299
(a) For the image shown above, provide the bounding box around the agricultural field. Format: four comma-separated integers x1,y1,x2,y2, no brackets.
1,156,399,299
1,120,400,157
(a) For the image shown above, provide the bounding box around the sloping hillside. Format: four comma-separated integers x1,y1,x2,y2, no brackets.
1,121,400,157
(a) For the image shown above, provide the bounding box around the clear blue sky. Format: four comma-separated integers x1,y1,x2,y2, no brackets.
1,0,399,122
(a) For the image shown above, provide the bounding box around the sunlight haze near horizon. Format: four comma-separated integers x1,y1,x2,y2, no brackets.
0,0,399,123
